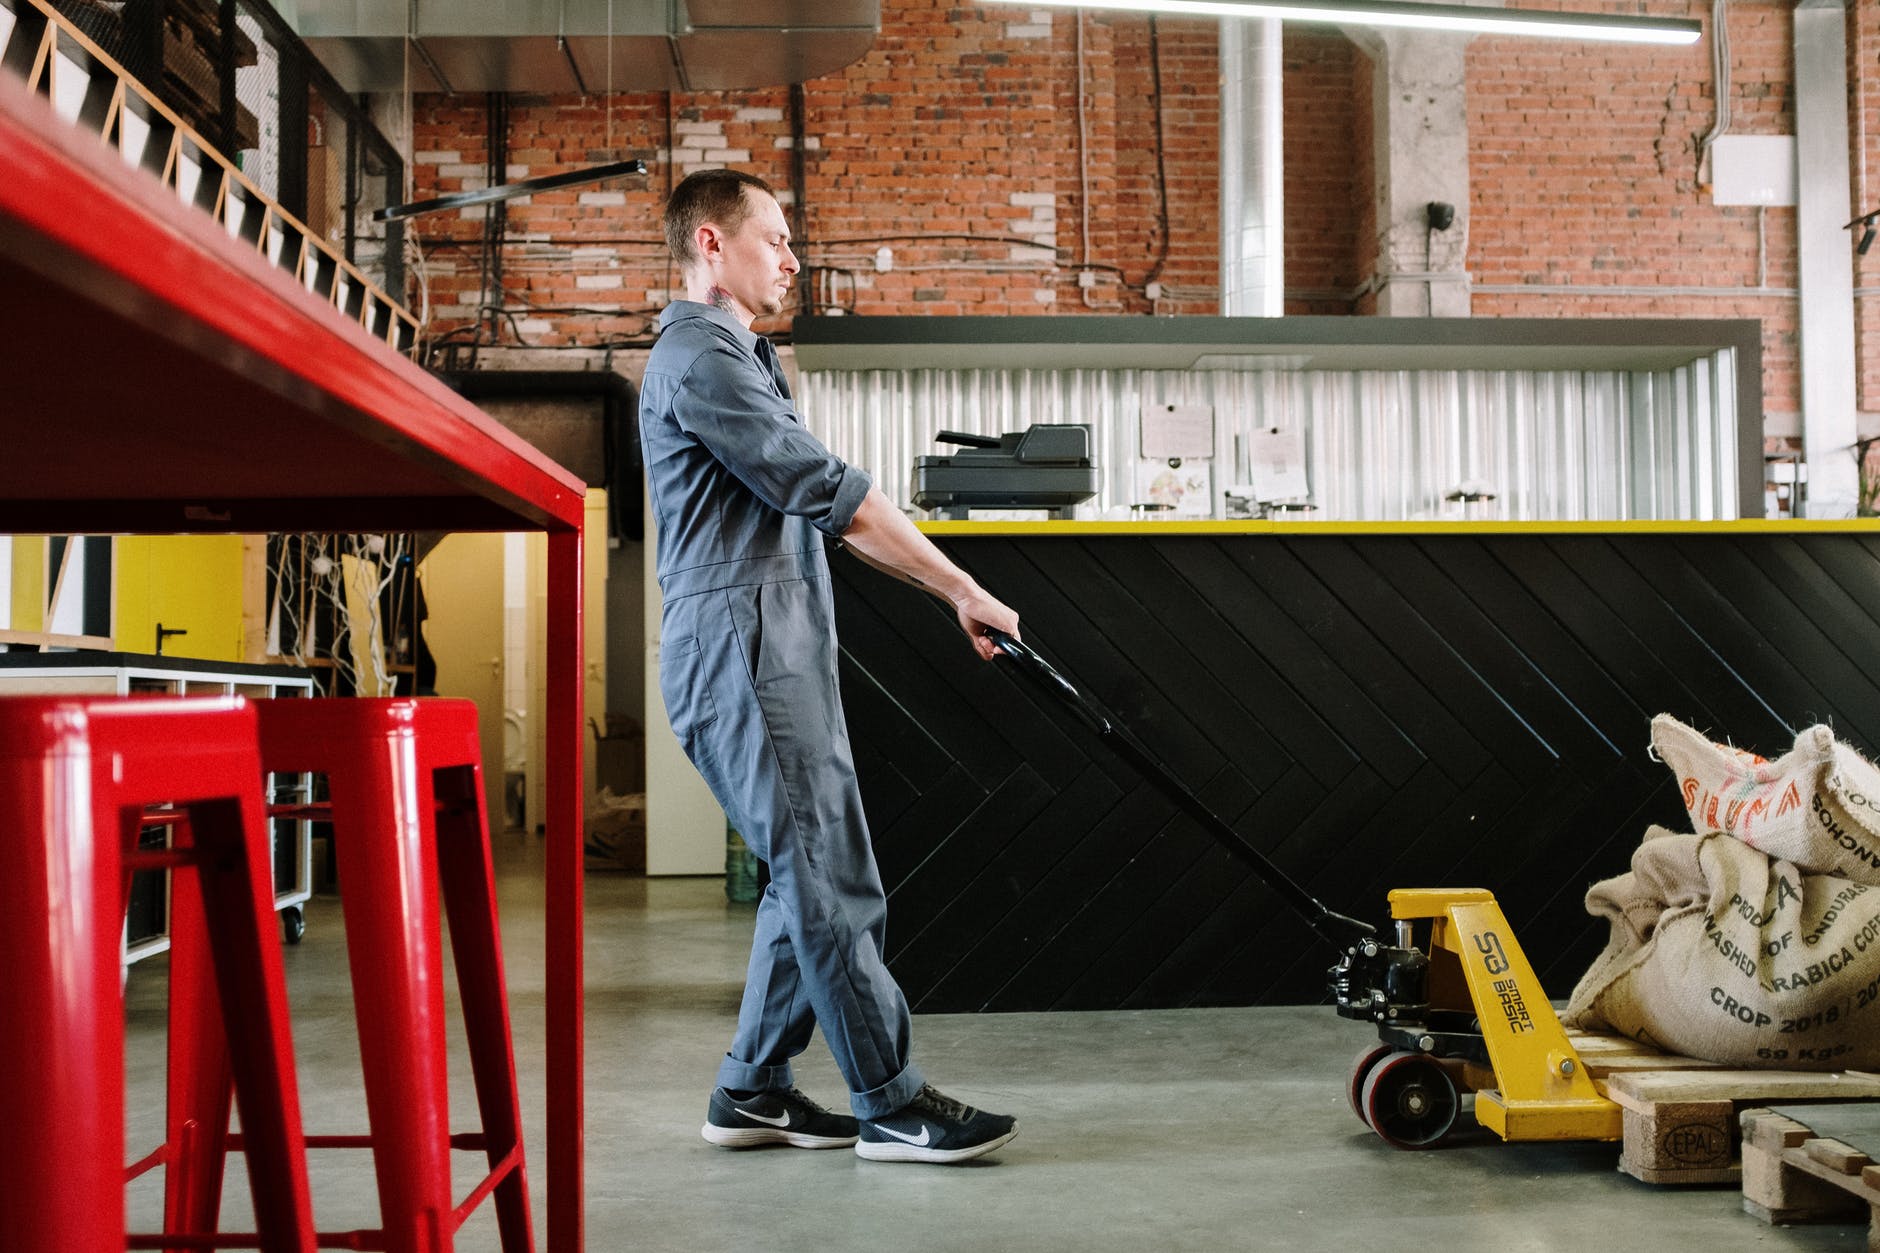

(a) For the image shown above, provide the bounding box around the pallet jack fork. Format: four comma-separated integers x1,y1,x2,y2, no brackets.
985,629,1623,1150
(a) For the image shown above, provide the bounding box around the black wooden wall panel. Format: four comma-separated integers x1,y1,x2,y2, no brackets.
829,533,1880,1013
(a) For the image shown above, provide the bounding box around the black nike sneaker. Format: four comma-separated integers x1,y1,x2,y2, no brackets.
701,1086,860,1149
855,1084,1017,1164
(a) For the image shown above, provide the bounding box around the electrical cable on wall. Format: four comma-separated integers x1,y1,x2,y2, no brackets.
664,89,675,305
1143,15,1172,294
1854,5,1869,230
790,82,812,314
401,0,434,345
482,92,508,347
1076,12,1091,270
406,13,1192,348
409,227,1084,350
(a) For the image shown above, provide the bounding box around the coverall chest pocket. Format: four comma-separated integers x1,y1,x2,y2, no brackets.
659,636,719,751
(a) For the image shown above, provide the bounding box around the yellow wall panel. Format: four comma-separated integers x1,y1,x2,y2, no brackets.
115,535,245,661
9,536,45,633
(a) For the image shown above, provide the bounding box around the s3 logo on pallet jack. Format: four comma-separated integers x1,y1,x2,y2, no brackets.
1475,930,1511,974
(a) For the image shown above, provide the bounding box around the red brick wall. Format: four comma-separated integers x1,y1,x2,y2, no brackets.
408,5,1230,345
1466,0,1806,417
1130,18,1220,310
809,3,1061,317
1284,29,1364,313
413,92,674,344
408,0,1877,421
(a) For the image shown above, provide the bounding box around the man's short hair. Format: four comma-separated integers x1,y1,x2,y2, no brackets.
663,168,777,270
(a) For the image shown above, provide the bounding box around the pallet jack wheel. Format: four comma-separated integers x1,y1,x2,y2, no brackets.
1359,1050,1460,1149
1347,1043,1396,1125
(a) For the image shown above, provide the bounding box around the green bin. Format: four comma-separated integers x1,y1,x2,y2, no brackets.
725,823,761,903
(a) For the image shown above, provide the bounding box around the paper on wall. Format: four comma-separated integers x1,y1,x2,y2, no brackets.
1140,402,1215,461
1244,428,1308,502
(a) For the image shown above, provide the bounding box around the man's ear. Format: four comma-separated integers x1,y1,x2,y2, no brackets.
693,221,724,265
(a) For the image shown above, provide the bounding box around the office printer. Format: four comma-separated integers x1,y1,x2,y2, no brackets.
909,424,1098,519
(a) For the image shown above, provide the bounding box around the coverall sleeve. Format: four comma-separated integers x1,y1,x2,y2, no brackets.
673,341,873,536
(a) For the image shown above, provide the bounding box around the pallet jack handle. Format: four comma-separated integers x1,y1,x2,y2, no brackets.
986,628,1377,951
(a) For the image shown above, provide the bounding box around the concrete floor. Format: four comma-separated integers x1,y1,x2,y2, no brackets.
126,837,1865,1251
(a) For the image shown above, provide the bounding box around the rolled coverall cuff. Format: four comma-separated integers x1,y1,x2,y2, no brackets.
819,462,873,537
716,1055,796,1094
849,1059,925,1120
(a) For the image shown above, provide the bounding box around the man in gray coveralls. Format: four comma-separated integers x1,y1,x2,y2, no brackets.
640,168,1020,1165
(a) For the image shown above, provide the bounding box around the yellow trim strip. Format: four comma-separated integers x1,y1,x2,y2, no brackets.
916,518,1880,537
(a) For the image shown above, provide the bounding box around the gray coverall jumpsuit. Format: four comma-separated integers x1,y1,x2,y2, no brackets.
639,300,926,1119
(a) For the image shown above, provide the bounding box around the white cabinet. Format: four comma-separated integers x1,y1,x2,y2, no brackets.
0,652,317,962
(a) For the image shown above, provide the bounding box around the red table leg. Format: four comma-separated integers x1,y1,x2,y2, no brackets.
545,525,585,1252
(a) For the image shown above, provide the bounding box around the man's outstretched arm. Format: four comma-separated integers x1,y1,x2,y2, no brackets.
841,486,1019,661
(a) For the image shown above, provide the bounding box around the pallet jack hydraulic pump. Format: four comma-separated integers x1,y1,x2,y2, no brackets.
986,629,1622,1150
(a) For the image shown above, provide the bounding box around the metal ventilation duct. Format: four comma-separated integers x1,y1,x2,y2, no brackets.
1218,16,1283,317
290,1,879,94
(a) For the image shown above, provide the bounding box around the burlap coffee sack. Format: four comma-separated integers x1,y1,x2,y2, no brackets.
1565,827,1880,1069
1652,715,1880,885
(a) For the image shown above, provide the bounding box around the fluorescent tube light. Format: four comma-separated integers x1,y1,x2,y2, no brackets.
1010,0,1703,45
374,159,649,223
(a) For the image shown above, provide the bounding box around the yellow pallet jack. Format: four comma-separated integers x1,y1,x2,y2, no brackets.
988,630,1622,1150
1341,888,1621,1147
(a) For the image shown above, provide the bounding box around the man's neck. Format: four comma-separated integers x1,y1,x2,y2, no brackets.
686,281,754,330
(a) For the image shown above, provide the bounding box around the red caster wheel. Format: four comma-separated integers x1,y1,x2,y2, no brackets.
1347,1043,1396,1125
1359,1050,1460,1149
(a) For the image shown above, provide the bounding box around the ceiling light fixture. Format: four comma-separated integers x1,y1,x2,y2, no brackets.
1009,0,1702,45
374,159,649,223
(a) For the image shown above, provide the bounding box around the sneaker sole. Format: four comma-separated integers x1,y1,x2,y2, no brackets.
701,1123,858,1150
854,1127,1017,1164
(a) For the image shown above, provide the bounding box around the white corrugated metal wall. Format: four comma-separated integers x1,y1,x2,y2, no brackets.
797,353,1739,521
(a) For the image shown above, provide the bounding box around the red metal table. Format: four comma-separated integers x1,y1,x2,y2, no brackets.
0,73,592,1250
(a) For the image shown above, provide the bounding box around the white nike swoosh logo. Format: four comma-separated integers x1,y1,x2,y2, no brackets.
876,1124,932,1147
737,1108,792,1127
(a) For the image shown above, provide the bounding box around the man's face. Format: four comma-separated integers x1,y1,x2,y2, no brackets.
703,189,798,322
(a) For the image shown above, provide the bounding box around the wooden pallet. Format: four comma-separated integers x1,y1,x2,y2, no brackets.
1740,1105,1880,1249
1565,1033,1880,1185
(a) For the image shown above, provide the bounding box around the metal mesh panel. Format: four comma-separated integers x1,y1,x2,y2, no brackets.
232,5,278,195
49,1,136,61
53,0,248,157
45,0,404,298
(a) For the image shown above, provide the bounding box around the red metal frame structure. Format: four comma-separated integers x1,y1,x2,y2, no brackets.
0,72,592,1250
